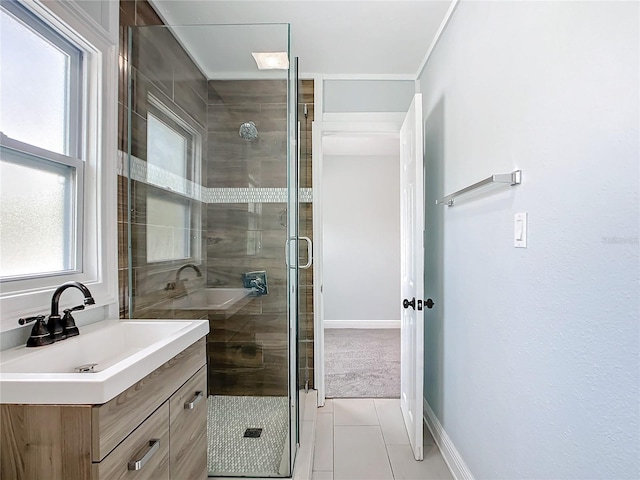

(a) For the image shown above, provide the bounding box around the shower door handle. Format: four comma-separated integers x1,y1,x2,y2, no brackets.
285,237,313,269
285,238,294,268
300,236,312,269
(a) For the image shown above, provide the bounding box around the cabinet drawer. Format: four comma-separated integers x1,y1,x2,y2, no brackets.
170,365,207,480
92,338,206,461
94,401,169,480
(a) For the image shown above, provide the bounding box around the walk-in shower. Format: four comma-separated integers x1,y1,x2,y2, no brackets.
123,20,311,477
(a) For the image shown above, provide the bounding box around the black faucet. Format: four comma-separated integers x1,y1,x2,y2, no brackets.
47,281,95,341
166,264,202,291
176,264,202,282
19,281,95,347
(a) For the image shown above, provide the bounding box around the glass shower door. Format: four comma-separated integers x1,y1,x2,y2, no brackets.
125,22,300,478
287,55,300,473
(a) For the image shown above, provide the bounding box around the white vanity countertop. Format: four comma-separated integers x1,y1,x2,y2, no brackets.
0,318,209,405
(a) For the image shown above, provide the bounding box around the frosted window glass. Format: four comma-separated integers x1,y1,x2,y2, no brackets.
146,194,190,262
0,155,74,278
147,113,188,179
0,8,69,155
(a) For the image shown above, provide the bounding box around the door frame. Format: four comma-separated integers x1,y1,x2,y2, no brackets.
312,114,405,406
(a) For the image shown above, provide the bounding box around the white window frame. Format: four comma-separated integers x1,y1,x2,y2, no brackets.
0,136,85,280
146,94,201,187
1,0,83,157
1,1,85,280
144,94,202,265
0,0,118,333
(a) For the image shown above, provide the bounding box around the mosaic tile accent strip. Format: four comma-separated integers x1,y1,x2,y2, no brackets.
146,163,204,200
207,187,286,204
207,187,312,204
130,155,205,202
118,151,312,204
207,395,289,477
299,188,313,203
118,152,205,201
116,150,125,176
129,156,146,183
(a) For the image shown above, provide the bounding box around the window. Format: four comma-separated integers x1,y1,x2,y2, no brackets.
147,113,189,179
146,193,192,262
145,96,201,264
0,0,118,331
0,148,80,278
0,1,83,280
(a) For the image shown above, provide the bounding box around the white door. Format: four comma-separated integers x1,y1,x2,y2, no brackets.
400,93,424,461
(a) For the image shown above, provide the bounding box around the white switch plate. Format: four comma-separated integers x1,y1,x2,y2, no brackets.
514,212,528,248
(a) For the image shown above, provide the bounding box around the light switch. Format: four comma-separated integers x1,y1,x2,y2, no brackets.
514,212,528,248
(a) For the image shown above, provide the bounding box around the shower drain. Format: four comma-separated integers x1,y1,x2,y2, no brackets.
243,428,263,438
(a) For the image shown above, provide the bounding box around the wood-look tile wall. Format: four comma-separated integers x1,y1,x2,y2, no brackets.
207,80,286,395
298,80,314,389
117,0,208,320
206,80,314,395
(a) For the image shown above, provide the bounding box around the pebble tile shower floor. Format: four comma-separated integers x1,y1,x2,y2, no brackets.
207,395,289,477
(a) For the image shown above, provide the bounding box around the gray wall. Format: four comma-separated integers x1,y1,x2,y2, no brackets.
419,1,639,478
323,80,415,113
322,155,400,323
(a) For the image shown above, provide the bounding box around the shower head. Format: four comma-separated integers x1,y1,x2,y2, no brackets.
239,121,258,141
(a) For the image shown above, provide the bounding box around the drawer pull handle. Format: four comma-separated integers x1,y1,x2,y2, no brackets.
127,439,160,471
184,391,204,410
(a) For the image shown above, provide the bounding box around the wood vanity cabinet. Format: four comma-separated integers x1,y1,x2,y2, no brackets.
0,338,208,480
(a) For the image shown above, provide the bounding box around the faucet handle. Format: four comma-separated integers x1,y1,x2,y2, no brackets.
62,305,83,338
25,316,54,347
63,305,85,314
18,315,46,325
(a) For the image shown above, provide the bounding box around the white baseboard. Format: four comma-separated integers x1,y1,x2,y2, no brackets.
324,320,400,329
423,398,474,480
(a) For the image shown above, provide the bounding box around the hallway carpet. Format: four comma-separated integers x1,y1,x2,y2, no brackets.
324,328,400,398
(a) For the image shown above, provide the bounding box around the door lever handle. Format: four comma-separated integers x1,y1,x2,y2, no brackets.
402,298,416,310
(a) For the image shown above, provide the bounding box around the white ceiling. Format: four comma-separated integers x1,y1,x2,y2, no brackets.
150,0,453,78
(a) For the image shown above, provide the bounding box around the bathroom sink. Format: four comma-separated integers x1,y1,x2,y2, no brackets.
168,287,253,311
0,319,209,405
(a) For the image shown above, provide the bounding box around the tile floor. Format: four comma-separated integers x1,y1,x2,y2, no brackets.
312,398,453,480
